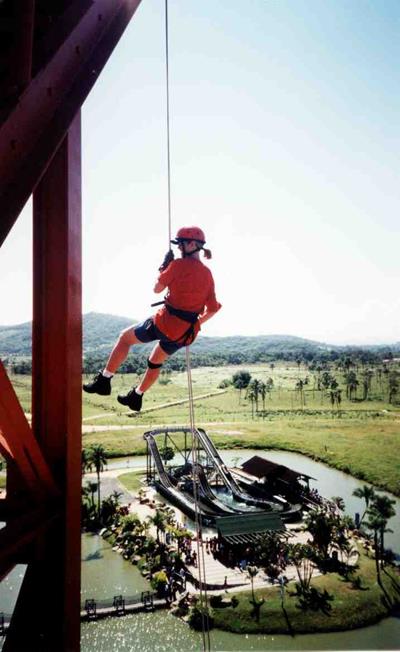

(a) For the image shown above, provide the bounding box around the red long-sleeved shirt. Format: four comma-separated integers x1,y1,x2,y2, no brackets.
154,258,221,341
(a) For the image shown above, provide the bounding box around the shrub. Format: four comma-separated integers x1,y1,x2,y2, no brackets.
218,379,231,388
188,606,214,631
209,595,223,608
151,570,168,595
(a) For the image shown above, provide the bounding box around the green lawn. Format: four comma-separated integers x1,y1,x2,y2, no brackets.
7,363,400,495
117,470,146,493
212,550,400,634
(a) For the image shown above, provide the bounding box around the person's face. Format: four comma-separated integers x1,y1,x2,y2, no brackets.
178,239,197,255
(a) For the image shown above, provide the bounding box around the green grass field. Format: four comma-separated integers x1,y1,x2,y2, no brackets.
7,362,400,495
211,549,400,634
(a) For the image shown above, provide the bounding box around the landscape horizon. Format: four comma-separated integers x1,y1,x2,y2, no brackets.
0,311,399,354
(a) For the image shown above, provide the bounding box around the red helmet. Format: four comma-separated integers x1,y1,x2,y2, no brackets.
171,226,206,244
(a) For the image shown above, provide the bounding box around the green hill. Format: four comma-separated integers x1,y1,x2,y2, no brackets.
0,312,398,367
0,321,33,355
0,312,136,356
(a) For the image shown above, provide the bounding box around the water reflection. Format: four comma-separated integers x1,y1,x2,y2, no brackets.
81,610,400,652
81,533,150,602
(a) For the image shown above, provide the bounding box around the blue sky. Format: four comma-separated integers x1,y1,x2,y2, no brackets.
0,0,399,344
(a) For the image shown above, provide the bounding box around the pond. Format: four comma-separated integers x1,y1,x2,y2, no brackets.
81,533,150,603
81,610,400,652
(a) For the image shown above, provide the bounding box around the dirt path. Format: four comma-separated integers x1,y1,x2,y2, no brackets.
82,422,244,434
82,389,227,422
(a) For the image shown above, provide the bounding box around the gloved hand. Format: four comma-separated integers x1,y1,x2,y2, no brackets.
159,249,174,271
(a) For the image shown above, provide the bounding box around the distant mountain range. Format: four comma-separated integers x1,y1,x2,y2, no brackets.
0,312,398,359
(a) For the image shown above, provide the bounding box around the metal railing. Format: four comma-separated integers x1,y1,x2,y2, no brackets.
82,591,155,618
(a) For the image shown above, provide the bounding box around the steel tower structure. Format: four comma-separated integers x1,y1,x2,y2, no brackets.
0,2,142,649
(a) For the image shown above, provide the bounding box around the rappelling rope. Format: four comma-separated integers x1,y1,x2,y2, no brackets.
185,346,211,652
163,4,210,646
164,0,172,246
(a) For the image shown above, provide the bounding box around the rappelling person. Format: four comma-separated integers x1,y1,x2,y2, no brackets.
83,226,221,412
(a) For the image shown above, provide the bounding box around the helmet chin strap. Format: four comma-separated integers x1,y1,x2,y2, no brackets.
178,240,203,258
183,245,203,257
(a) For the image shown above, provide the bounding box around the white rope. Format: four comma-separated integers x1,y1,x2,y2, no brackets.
164,0,172,246
185,346,211,652
164,5,210,645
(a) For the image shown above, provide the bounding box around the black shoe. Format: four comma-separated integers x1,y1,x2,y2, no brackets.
83,371,111,396
117,388,143,412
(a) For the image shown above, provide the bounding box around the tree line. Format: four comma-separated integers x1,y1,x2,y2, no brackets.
5,347,399,377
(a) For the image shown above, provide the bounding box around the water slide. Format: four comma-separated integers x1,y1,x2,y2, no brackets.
192,463,238,514
195,428,271,508
144,432,233,522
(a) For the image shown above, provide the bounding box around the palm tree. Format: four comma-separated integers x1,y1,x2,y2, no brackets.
259,382,267,413
287,543,314,592
365,512,385,582
345,371,358,401
331,496,345,513
304,506,340,560
352,485,376,524
247,384,257,418
295,379,305,408
247,566,259,604
83,481,98,511
89,445,107,515
81,448,93,476
247,379,261,412
147,509,167,543
368,494,396,567
120,513,141,534
388,371,399,404
101,492,122,526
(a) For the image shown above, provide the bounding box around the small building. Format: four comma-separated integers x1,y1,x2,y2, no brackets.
233,455,314,503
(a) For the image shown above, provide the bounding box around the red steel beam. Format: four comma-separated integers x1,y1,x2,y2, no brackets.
0,360,58,499
0,505,58,581
0,0,142,247
4,113,82,652
11,0,35,93
35,110,82,651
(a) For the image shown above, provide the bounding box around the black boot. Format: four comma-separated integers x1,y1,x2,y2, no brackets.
117,388,143,412
83,371,111,396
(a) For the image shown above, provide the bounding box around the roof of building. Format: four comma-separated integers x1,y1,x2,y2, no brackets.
241,455,314,482
215,511,283,543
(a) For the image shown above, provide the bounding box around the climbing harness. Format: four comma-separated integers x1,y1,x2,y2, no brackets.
149,301,200,344
164,303,199,345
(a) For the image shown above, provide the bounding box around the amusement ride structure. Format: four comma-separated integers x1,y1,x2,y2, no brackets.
144,426,302,532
